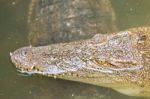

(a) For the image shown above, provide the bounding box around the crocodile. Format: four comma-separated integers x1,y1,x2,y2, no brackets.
10,27,150,97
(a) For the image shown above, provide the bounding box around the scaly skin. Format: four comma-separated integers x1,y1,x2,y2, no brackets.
10,27,150,97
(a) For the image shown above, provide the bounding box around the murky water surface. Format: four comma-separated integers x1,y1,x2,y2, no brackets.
0,0,150,99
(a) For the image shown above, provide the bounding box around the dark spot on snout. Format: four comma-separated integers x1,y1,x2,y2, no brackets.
139,34,147,42
24,51,27,55
32,66,40,71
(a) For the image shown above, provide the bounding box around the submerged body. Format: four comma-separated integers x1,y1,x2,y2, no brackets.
28,0,117,45
10,27,150,97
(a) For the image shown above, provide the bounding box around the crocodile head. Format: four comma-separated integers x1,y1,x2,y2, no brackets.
10,27,150,97
10,46,39,74
10,46,68,75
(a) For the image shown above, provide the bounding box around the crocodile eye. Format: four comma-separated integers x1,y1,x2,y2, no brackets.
140,35,147,41
138,34,147,44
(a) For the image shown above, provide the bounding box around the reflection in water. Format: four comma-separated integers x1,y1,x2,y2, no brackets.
0,0,150,99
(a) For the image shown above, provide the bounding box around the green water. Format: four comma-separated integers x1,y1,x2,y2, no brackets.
0,0,150,99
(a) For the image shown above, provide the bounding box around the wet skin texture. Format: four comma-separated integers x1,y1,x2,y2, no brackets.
10,27,150,97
